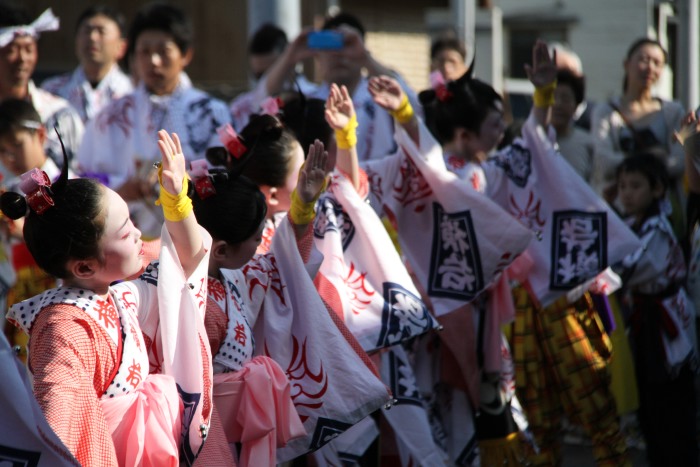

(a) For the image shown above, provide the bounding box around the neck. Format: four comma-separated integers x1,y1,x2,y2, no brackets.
553,121,571,137
82,61,112,84
62,277,110,298
623,82,653,104
0,82,28,100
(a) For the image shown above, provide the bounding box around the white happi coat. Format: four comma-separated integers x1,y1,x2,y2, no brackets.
362,119,534,317
232,217,392,462
41,64,134,123
77,75,231,238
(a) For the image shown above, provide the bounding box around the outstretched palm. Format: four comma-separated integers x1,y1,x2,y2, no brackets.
368,75,404,112
297,139,330,204
156,130,186,195
524,40,557,88
325,83,355,130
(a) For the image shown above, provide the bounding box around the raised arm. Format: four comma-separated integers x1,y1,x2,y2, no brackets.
325,83,360,191
368,75,419,144
156,130,206,277
264,28,314,97
289,139,331,238
524,40,557,128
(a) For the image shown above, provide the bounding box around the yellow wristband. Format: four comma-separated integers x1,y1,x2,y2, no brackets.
335,113,358,150
155,169,192,222
289,178,328,225
533,81,556,108
389,94,414,124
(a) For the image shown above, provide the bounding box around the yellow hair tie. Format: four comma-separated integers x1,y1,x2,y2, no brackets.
334,113,358,150
289,177,328,225
533,81,557,108
389,94,414,124
154,167,192,222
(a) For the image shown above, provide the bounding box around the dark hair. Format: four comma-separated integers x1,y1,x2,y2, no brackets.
622,38,667,92
237,114,300,188
0,99,42,137
76,5,127,37
616,153,669,194
128,3,193,54
191,160,267,245
0,143,105,279
249,23,287,56
322,12,366,39
431,37,466,61
556,69,585,105
419,73,502,144
277,92,332,150
0,1,31,28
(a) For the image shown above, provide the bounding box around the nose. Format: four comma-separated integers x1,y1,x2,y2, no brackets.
149,52,162,67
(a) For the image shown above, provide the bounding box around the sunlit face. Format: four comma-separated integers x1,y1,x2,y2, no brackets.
624,43,665,89
94,188,144,284
76,14,126,68
0,35,37,91
552,84,578,132
0,128,46,175
249,52,279,81
432,49,468,81
617,170,662,219
134,30,191,96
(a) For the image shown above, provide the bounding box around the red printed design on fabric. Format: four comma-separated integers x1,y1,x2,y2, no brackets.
393,148,432,212
233,322,247,346
208,279,226,302
447,155,466,170
259,224,274,255
343,261,375,315
492,252,515,277
366,169,384,200
194,277,207,310
95,298,118,329
509,191,546,230
243,254,287,305
126,359,143,388
266,336,328,423
96,96,134,135
469,172,481,192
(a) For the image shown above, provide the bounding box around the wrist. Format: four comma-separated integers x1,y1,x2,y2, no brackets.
155,171,192,222
335,113,358,149
389,94,414,124
533,81,556,108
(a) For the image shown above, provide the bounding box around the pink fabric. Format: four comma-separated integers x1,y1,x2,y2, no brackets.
100,374,182,467
213,356,305,467
483,275,514,374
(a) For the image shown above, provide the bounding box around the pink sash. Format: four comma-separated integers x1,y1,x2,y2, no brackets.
213,356,305,467
100,374,182,467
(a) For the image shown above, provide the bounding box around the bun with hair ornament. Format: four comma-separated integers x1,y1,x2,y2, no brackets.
216,124,247,159
190,159,216,200
19,168,54,215
430,71,453,102
260,96,284,116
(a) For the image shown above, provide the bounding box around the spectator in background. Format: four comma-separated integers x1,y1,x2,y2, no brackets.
430,35,470,81
550,41,595,131
263,12,420,161
552,69,594,182
77,3,231,240
0,2,84,168
42,6,133,123
230,23,315,130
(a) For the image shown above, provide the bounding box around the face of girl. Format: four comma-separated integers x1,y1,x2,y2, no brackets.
625,43,665,89
474,101,506,154
617,170,662,219
261,141,304,216
94,188,144,284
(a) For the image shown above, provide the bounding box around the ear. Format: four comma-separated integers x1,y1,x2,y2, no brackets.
116,38,128,60
652,183,665,200
182,47,194,67
66,258,99,280
211,239,231,261
36,125,47,146
264,186,279,207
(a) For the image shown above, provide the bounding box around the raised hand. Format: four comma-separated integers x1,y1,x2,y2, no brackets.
325,83,355,130
675,111,700,146
368,75,405,112
524,40,557,88
296,139,330,204
156,129,187,195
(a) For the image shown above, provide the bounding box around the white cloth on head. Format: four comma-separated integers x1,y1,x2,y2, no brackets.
0,8,59,47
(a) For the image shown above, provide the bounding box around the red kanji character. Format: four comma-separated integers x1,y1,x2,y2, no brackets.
95,299,118,329
126,359,142,388
233,322,247,346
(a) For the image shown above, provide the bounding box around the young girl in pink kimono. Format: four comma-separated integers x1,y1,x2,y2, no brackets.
3,130,212,466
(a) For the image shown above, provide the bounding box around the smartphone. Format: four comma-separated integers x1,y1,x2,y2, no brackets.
307,30,344,50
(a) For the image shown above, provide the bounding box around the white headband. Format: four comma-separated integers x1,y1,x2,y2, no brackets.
0,9,59,48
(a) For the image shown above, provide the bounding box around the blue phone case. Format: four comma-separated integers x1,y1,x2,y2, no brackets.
307,31,344,50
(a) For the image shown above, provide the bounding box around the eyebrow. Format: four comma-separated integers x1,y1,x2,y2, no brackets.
118,217,130,231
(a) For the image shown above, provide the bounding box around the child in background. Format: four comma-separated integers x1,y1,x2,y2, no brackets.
0,99,76,361
3,130,212,466
615,154,698,466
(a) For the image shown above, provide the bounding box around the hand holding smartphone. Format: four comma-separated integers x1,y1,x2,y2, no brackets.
307,30,344,50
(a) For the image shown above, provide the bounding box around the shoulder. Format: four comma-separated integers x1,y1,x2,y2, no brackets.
40,72,72,94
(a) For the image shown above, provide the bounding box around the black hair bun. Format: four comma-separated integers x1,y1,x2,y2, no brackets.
206,146,230,167
0,192,28,220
